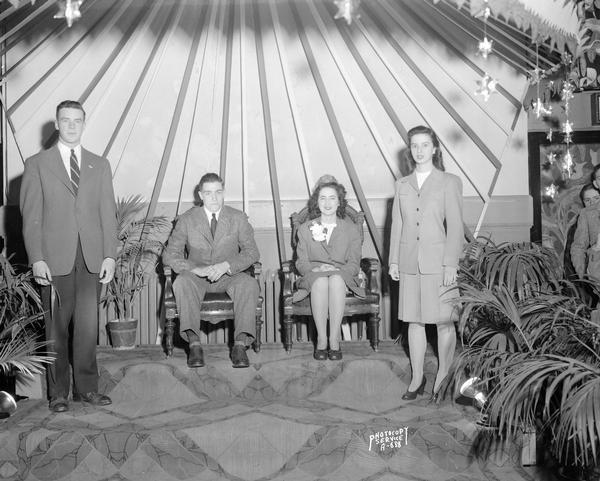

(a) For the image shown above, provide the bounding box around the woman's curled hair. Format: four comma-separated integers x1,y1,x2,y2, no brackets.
307,181,348,220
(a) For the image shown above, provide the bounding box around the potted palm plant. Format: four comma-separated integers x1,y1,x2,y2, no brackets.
0,253,53,405
444,238,600,479
101,195,171,349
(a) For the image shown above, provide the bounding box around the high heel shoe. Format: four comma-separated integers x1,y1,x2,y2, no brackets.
402,377,426,400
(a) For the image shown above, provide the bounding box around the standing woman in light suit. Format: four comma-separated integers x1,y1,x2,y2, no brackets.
389,125,464,401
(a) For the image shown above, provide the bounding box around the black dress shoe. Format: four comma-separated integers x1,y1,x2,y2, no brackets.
49,397,68,413
402,377,426,400
73,392,112,406
314,349,328,360
231,344,250,368
187,344,205,368
328,349,343,361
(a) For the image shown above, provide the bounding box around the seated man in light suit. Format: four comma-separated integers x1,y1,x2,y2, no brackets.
162,173,260,368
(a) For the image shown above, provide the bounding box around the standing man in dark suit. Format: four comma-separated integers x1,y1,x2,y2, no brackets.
162,173,260,369
20,100,118,412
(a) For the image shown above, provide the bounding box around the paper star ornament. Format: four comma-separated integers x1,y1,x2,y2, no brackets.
54,0,82,28
334,0,360,25
475,73,498,101
477,37,493,59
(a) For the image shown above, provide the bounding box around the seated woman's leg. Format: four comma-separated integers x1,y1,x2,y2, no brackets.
310,277,329,350
327,275,346,351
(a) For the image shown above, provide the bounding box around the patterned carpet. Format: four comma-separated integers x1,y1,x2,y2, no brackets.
0,342,554,481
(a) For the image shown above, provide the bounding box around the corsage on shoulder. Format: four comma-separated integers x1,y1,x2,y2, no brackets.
309,222,328,242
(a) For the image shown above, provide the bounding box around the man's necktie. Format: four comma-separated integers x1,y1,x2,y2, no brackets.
70,149,80,195
210,213,217,238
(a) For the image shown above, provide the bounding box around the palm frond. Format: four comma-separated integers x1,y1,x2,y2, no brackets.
102,196,173,320
461,240,562,299
447,239,600,470
0,310,53,378
481,353,600,466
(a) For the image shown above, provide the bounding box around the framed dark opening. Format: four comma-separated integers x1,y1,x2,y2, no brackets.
529,130,600,271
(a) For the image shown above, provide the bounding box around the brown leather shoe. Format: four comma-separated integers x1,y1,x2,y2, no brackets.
73,392,112,406
231,344,249,368
49,397,68,413
187,344,205,368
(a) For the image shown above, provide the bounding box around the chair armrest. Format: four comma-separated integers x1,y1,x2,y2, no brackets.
281,260,295,297
163,266,177,321
250,261,262,277
361,257,380,295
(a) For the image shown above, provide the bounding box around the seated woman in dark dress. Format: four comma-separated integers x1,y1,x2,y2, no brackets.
294,181,365,361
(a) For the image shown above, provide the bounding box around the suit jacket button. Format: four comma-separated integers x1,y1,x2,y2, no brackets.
417,236,420,240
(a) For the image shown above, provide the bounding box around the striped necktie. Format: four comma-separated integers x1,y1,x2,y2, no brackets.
70,149,80,195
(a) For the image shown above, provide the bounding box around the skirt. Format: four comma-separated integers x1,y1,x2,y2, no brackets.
293,269,365,303
398,272,458,324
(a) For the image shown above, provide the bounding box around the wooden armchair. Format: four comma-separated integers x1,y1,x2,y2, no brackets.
163,263,264,356
281,206,381,352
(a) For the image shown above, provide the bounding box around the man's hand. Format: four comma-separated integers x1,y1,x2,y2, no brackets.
207,262,230,282
389,263,399,281
443,266,458,286
191,262,230,282
191,266,211,278
99,258,116,284
32,261,52,285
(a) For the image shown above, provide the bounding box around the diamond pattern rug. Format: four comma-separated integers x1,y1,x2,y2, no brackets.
0,343,552,481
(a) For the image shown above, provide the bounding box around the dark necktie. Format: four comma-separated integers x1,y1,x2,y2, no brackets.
70,149,80,195
210,213,217,238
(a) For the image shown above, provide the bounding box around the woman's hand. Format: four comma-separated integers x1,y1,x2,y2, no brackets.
443,266,458,286
311,264,338,272
389,263,399,281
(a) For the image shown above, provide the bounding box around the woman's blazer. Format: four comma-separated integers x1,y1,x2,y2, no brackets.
294,216,363,299
389,168,463,275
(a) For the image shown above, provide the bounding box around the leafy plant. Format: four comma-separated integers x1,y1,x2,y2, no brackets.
101,195,171,321
445,238,600,470
0,254,53,378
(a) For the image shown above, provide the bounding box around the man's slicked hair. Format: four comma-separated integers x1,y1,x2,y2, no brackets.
56,100,86,120
198,173,224,191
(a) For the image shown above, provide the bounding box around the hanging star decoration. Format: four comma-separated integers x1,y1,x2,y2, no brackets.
562,120,574,143
561,81,575,103
529,67,542,85
54,0,82,28
562,150,574,176
477,37,493,59
333,0,360,25
546,152,557,165
532,98,552,118
544,184,558,199
475,3,491,20
528,46,553,119
475,73,498,101
547,129,553,141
